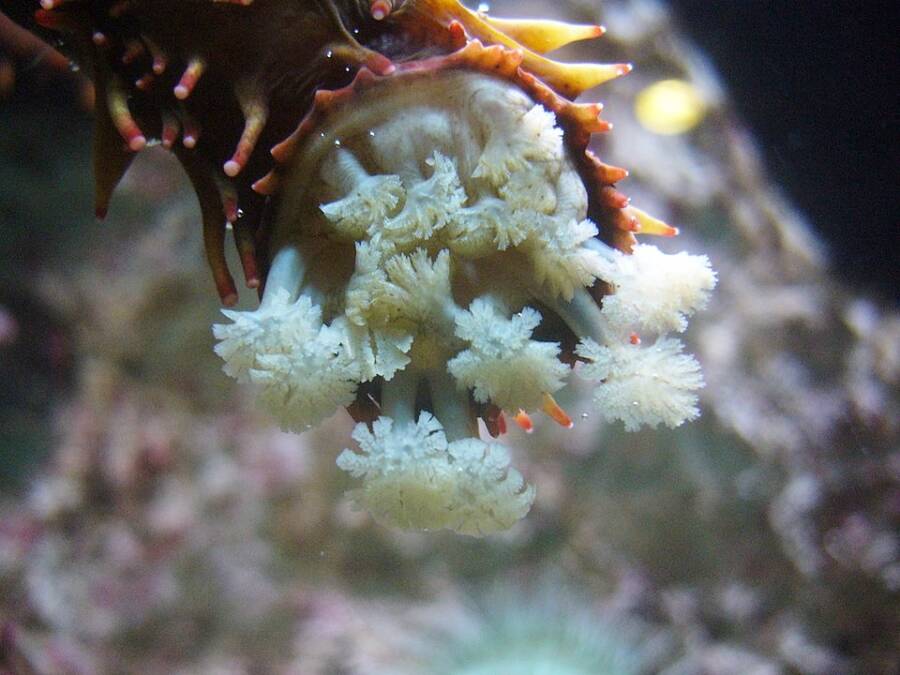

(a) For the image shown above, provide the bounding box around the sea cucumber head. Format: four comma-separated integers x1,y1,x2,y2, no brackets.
31,0,715,535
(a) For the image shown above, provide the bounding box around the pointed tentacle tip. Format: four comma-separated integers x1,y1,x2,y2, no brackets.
542,393,574,429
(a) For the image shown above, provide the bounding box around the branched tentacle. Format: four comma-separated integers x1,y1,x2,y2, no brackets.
33,0,717,536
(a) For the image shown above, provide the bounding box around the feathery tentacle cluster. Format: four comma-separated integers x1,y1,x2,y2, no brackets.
34,0,716,535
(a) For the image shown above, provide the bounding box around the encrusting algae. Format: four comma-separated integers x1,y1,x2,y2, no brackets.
30,0,715,535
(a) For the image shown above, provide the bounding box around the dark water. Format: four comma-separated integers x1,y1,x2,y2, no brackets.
671,0,899,302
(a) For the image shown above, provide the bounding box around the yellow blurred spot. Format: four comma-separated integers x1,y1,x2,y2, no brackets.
634,79,706,135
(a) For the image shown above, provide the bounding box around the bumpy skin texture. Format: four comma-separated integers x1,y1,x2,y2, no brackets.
25,0,716,534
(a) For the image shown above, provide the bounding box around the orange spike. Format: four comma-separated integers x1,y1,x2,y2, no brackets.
586,151,629,184
483,16,604,54
625,206,679,237
417,0,629,97
513,410,534,434
270,131,300,164
174,58,205,100
109,0,134,18
528,58,630,98
612,208,639,233
224,98,268,177
252,170,279,195
599,185,630,209
541,393,573,429
568,102,609,132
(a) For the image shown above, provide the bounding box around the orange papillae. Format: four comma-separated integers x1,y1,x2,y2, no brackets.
542,393,574,429
514,410,535,434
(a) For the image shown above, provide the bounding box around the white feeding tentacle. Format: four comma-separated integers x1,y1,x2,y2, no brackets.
448,298,569,412
250,318,360,433
525,217,605,300
381,151,467,246
336,411,534,536
212,245,310,383
472,101,562,186
575,336,703,431
319,148,404,240
593,243,717,333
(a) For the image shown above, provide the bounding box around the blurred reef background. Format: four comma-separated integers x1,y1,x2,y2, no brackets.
0,1,897,673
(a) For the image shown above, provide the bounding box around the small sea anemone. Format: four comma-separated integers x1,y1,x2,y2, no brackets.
31,0,716,535
428,585,652,675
